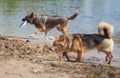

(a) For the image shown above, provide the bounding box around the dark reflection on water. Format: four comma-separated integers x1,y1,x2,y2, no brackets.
0,0,120,66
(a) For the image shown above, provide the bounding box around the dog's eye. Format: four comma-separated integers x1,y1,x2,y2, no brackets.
53,43,57,46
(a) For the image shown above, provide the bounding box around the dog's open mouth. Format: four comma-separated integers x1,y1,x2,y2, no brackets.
19,21,27,28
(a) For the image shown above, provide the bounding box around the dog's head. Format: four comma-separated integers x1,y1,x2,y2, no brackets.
19,12,35,28
50,35,67,52
22,12,35,24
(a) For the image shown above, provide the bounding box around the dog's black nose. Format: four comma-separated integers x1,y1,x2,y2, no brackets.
22,19,24,21
49,47,56,51
49,47,53,51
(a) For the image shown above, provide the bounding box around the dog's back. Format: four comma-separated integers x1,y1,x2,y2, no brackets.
78,34,105,50
45,16,67,29
77,22,114,51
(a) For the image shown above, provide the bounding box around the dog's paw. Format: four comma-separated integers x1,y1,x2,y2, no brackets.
29,35,40,40
29,35,38,39
29,34,36,37
29,35,34,37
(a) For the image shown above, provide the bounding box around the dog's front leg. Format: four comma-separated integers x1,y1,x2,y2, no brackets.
63,51,70,62
30,28,44,37
29,30,39,37
75,50,83,62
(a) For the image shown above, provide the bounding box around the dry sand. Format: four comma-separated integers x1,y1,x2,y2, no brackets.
0,34,120,78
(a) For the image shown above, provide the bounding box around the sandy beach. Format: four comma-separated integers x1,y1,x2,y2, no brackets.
0,34,120,78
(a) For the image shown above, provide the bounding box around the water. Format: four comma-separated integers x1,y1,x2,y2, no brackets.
0,0,120,37
0,0,120,66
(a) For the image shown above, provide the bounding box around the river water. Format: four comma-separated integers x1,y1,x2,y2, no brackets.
0,0,120,66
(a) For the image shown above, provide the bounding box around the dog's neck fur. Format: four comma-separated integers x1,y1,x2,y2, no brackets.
32,14,41,23
32,14,48,28
31,14,38,24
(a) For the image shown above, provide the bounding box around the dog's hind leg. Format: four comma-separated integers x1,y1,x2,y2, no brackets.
98,49,113,64
57,22,68,36
97,39,114,64
44,31,48,39
57,27,67,36
61,25,68,37
105,51,113,64
62,29,67,36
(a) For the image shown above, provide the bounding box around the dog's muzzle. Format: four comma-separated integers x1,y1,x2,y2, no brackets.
19,21,27,28
49,46,56,51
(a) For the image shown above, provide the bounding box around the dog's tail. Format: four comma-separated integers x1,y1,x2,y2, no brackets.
67,10,79,20
98,22,114,39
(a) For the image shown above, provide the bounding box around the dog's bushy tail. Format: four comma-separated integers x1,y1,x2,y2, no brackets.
67,10,79,20
98,22,114,39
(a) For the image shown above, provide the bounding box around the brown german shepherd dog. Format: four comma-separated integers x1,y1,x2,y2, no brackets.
50,22,114,64
20,10,79,38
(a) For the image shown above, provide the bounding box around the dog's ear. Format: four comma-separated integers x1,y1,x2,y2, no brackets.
30,12,34,18
60,35,65,42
